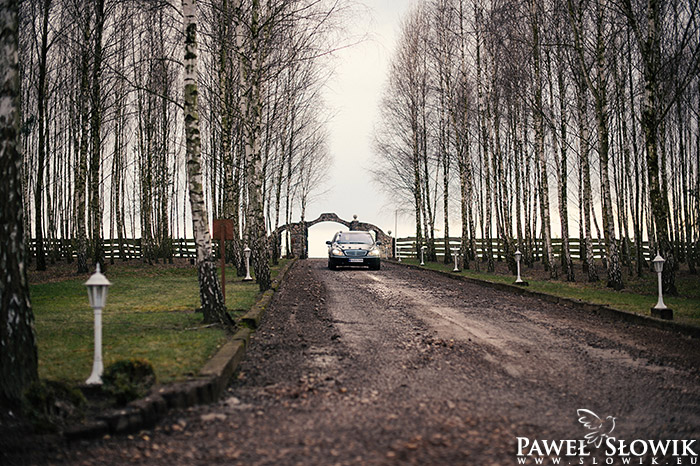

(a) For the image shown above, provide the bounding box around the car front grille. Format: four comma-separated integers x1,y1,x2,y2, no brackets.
344,249,368,257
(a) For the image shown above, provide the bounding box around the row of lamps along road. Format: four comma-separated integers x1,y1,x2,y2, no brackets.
399,237,673,321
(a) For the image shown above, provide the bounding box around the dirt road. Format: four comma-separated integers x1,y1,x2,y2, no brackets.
48,260,700,465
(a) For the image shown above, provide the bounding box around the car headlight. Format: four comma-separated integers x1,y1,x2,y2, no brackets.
368,248,380,257
331,248,344,257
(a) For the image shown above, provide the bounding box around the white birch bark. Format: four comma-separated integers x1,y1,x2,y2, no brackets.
182,0,229,325
531,0,555,278
592,2,624,290
237,0,270,291
0,0,38,405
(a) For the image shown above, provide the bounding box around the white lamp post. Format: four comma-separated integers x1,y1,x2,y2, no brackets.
395,210,401,262
651,254,672,319
514,249,528,286
243,246,253,281
420,245,427,266
451,247,460,272
85,264,111,385
387,230,392,259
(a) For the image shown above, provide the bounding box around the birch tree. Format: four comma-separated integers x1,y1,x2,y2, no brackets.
453,0,477,270
32,0,51,272
546,5,575,282
569,0,624,290
0,0,38,406
236,0,271,291
575,64,599,282
182,0,230,326
375,8,430,257
530,0,556,278
619,0,700,293
89,0,105,270
71,0,91,274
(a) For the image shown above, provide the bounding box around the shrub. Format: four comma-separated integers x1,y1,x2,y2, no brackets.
22,380,86,432
102,358,156,406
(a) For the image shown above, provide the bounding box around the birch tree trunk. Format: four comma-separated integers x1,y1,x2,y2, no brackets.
230,133,244,273
482,121,494,272
493,100,512,270
90,0,105,270
182,0,230,325
74,32,90,274
622,0,678,294
411,101,424,255
555,49,574,282
577,89,597,282
238,0,270,291
112,82,126,261
625,28,644,277
219,0,240,272
569,0,599,282
0,0,38,406
531,0,555,278
695,80,700,273
33,0,51,271
514,109,524,260
435,15,451,265
592,2,624,290
458,139,471,269
284,112,295,258
475,5,493,271
456,0,476,269
420,78,437,263
441,121,451,265
614,47,634,272
522,115,534,266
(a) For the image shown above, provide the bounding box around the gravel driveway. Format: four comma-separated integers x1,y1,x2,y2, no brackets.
46,260,700,465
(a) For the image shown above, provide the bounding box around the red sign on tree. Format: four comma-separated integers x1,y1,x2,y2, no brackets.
212,219,234,241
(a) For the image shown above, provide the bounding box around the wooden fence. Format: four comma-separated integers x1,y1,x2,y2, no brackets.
27,236,656,262
395,237,653,261
27,238,207,260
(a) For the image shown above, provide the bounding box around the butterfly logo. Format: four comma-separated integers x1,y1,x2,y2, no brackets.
577,409,617,448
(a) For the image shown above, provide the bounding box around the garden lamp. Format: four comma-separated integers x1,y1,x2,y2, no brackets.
243,246,253,281
387,231,392,259
451,247,460,272
651,254,671,319
514,249,526,285
85,264,111,385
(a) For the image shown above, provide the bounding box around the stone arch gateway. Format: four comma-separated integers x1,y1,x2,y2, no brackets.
272,213,393,259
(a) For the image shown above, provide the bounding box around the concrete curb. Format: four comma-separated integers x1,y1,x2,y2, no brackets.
63,258,297,442
393,260,700,340
241,262,289,329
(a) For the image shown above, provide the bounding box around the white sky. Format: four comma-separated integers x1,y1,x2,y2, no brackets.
307,1,414,257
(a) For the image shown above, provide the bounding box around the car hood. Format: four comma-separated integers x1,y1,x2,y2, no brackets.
335,243,374,251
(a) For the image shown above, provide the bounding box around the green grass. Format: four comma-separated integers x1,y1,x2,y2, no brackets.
400,258,700,326
31,259,288,385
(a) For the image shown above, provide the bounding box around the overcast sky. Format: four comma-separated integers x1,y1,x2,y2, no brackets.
306,1,414,257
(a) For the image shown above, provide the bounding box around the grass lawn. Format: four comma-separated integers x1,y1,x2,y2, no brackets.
30,259,288,385
399,258,700,327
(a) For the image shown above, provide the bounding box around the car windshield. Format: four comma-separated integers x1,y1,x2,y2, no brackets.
336,232,373,245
